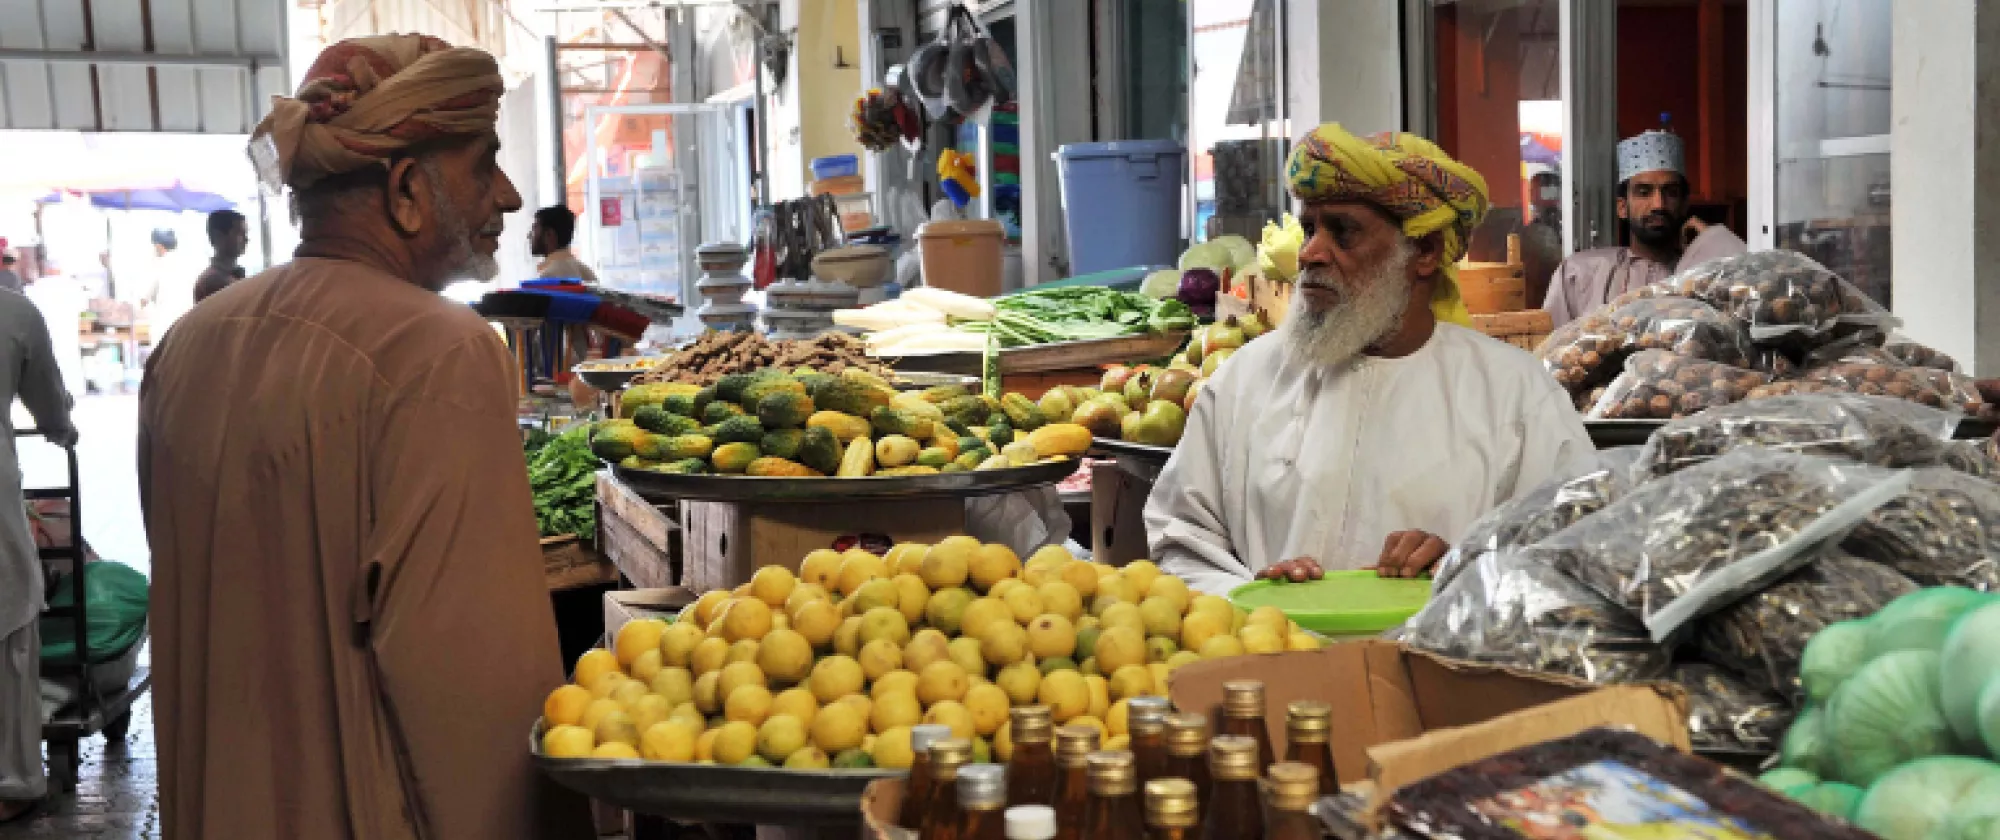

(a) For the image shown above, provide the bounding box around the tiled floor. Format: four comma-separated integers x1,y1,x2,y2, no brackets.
0,696,160,839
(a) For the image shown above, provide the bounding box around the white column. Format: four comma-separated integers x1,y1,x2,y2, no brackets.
1286,0,1402,136
1016,0,1093,285
1890,1,2000,374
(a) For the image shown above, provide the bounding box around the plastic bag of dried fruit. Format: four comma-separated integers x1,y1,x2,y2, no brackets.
1534,312,1631,409
1586,350,1771,420
1691,546,1918,703
1634,391,1963,477
1395,549,1671,686
1533,446,1913,643
1798,357,1996,420
1433,447,1643,592
1603,296,1754,366
1659,250,1898,343
1839,466,2000,591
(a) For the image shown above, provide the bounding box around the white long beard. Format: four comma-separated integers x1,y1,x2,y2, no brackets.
426,162,500,283
1281,242,1416,367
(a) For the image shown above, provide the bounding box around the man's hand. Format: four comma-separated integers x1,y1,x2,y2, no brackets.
1373,531,1448,579
1256,557,1324,583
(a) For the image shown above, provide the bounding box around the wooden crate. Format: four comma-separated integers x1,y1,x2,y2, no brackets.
680,498,967,593
1471,309,1554,352
596,472,679,589
541,535,620,592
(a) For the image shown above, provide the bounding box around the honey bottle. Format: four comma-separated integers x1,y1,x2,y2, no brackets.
1219,680,1275,773
1052,724,1102,840
1282,701,1337,794
1200,736,1263,840
902,724,957,829
1082,750,1144,840
920,738,975,840
958,763,1010,840
1127,696,1171,787
1262,762,1320,840
1008,705,1060,808
1143,778,1199,840
1162,713,1212,811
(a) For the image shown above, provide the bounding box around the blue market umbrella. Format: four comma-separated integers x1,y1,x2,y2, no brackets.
85,182,235,213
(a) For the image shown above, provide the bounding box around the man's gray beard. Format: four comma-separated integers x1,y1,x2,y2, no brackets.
1280,242,1416,367
426,161,499,284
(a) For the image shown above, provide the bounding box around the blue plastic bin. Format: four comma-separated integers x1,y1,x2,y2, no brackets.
811,154,859,180
1055,140,1185,276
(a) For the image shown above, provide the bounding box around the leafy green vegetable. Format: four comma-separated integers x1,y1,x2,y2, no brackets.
959,287,1198,347
529,424,599,538
1827,650,1953,786
1853,757,2000,840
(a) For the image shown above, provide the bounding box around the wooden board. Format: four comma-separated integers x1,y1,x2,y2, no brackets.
885,331,1190,376
596,471,679,589
681,498,966,593
541,535,621,592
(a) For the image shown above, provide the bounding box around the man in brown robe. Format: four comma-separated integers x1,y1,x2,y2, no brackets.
139,34,591,839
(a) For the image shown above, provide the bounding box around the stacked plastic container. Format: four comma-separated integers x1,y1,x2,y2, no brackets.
694,242,755,332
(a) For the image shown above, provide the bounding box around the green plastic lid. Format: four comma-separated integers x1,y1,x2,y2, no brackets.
1228,571,1433,637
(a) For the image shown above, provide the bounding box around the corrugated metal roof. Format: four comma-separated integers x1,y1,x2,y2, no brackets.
0,0,287,132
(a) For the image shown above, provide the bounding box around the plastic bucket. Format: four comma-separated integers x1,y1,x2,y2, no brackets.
917,219,1006,298
1055,140,1185,276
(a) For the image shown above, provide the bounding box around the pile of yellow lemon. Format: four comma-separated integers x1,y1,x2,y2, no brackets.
538,538,1321,770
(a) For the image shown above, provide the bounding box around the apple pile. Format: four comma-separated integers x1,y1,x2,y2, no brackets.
1034,314,1270,448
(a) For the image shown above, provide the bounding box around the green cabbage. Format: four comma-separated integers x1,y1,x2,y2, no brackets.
1212,235,1256,270
1865,587,1991,660
1828,650,1954,786
1930,775,2000,840
1757,767,1819,794
1788,782,1864,821
1177,241,1235,272
1982,678,2000,758
1801,620,1873,706
1940,602,2000,744
1779,706,1831,777
1853,756,2000,840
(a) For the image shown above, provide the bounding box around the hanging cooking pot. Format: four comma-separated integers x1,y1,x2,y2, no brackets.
947,5,1015,114
906,38,952,120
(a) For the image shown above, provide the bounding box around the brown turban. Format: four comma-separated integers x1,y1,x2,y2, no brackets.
250,34,504,192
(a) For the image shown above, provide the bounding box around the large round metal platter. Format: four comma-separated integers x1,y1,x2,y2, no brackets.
531,723,897,823
612,457,1080,504
572,360,651,391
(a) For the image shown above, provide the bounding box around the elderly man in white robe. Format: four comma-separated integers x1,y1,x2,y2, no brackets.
1541,130,1747,328
1144,124,1597,596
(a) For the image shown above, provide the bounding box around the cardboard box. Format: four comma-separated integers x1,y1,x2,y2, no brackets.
1089,461,1153,566
680,498,965,593
602,587,697,641
1166,642,1689,791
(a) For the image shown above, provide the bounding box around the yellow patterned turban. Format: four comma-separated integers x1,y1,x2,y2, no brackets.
1284,123,1491,327
250,34,504,192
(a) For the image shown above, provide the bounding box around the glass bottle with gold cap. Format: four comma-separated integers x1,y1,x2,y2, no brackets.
920,738,976,840
1051,724,1101,840
1200,736,1263,840
1262,762,1320,840
903,724,957,829
1282,701,1337,794
1006,805,1058,840
1127,697,1171,787
1008,706,1060,808
1162,713,1212,810
958,763,1010,840
1143,778,1199,840
1219,680,1275,772
1082,750,1145,840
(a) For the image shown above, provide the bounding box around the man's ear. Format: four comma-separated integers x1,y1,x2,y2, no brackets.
385,158,426,236
1616,195,1630,221
1410,230,1446,278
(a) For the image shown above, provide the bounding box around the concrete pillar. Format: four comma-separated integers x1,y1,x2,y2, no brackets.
1016,0,1093,285
1890,1,2000,374
1286,0,1402,137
